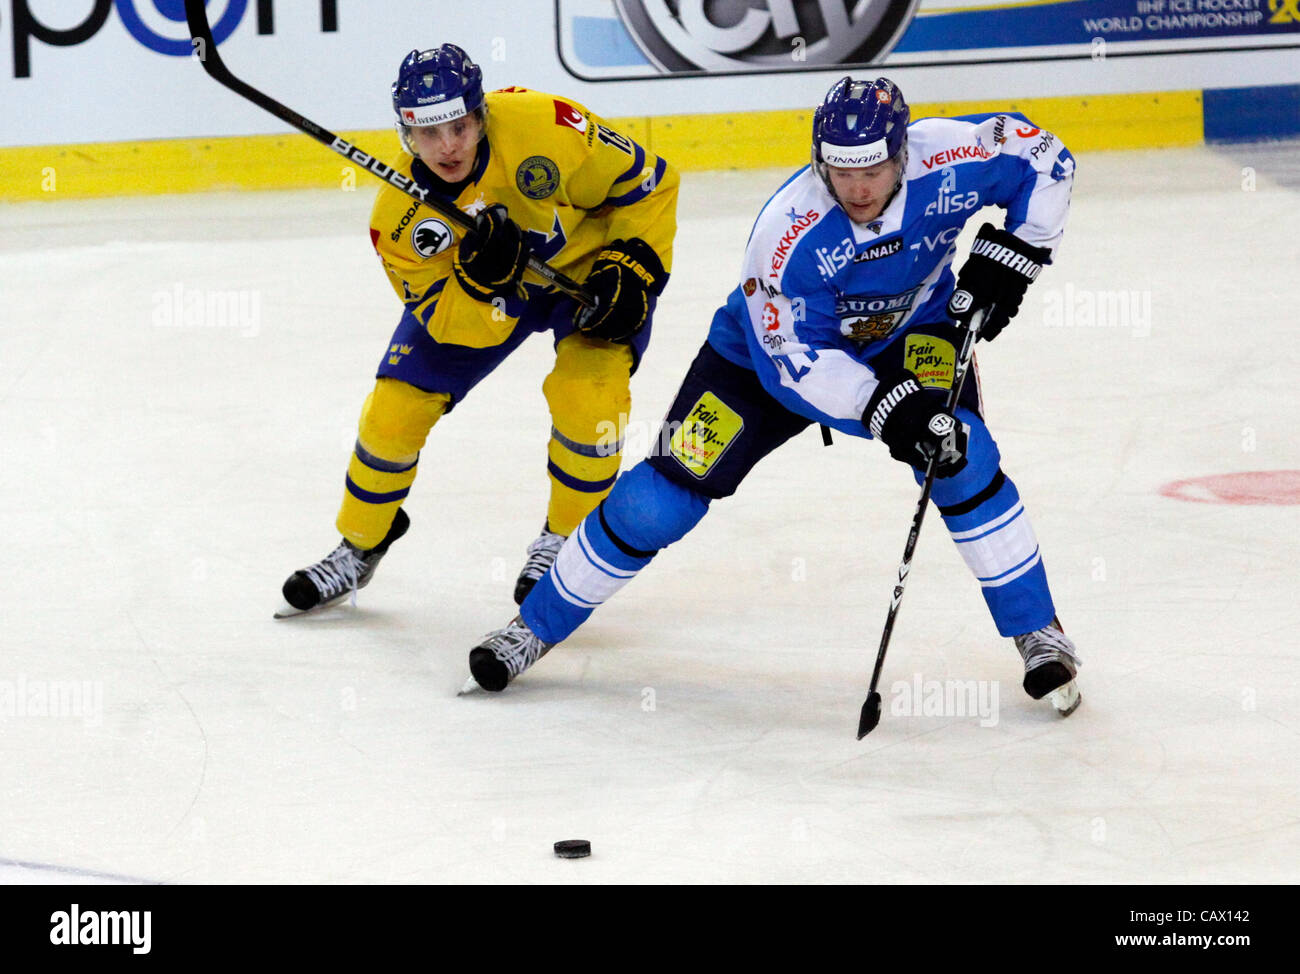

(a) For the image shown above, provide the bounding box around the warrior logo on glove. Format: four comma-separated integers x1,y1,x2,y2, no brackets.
948,224,1051,341
928,414,956,437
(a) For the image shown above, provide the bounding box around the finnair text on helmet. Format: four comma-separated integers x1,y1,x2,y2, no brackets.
769,209,821,276
821,141,888,168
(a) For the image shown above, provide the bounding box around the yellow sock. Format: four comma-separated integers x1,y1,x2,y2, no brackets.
542,334,633,536
336,379,449,549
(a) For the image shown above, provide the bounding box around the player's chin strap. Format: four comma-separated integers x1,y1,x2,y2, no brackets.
856,301,987,740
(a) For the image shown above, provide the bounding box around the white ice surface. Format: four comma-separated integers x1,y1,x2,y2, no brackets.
2,144,1298,884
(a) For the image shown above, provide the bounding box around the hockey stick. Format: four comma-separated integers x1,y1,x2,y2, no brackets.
857,304,987,739
182,0,594,307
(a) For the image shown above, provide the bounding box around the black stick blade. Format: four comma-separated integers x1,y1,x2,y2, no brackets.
857,691,882,739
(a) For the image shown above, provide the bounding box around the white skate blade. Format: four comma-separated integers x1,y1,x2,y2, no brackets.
1049,680,1081,717
272,591,352,619
457,676,482,696
273,601,308,619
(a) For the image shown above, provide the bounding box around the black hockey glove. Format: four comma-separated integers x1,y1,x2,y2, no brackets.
864,371,968,478
452,204,531,303
574,238,667,343
948,222,1052,341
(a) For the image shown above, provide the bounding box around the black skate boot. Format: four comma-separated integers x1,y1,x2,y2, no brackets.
513,523,566,605
465,616,554,692
275,508,410,618
1014,616,1082,715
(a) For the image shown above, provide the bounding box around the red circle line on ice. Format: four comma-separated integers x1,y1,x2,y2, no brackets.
1158,471,1300,506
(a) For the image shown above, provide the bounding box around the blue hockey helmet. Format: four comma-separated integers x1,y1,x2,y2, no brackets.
812,77,909,193
391,45,485,151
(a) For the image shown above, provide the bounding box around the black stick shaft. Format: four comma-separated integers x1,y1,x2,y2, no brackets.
865,307,987,695
182,0,593,306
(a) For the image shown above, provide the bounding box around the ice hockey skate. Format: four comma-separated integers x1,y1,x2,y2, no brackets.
275,508,410,618
1014,618,1082,716
465,616,554,692
513,524,566,605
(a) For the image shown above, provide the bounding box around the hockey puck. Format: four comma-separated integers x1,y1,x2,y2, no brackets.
553,839,591,859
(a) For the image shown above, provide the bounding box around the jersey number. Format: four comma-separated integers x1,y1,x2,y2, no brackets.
773,350,816,382
595,124,635,156
1050,146,1076,182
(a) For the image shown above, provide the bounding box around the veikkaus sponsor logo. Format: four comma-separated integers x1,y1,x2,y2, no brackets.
769,207,821,276
597,0,921,76
922,138,998,170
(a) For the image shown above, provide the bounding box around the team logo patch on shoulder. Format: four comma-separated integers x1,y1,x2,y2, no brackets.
517,156,560,199
411,217,453,258
743,278,757,297
554,100,587,133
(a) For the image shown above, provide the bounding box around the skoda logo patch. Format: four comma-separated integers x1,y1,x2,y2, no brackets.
611,1,920,75
411,217,453,259
516,156,560,199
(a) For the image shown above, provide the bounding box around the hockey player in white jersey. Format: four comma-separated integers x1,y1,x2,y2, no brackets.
464,77,1082,716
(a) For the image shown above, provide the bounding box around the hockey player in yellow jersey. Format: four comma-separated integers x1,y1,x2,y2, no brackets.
276,44,678,617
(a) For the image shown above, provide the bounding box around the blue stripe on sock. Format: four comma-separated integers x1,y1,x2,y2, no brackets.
353,440,417,474
551,425,620,459
983,558,1055,638
575,522,636,579
522,570,596,643
547,460,617,493
977,546,1040,585
549,565,602,609
954,506,1025,546
344,476,410,505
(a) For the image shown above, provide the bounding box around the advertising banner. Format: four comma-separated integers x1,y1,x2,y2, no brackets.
558,0,1300,79
2,1,1298,148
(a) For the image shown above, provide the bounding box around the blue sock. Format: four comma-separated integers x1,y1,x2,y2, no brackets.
522,462,709,643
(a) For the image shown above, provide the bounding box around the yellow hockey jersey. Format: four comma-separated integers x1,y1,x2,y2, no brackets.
369,87,679,349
